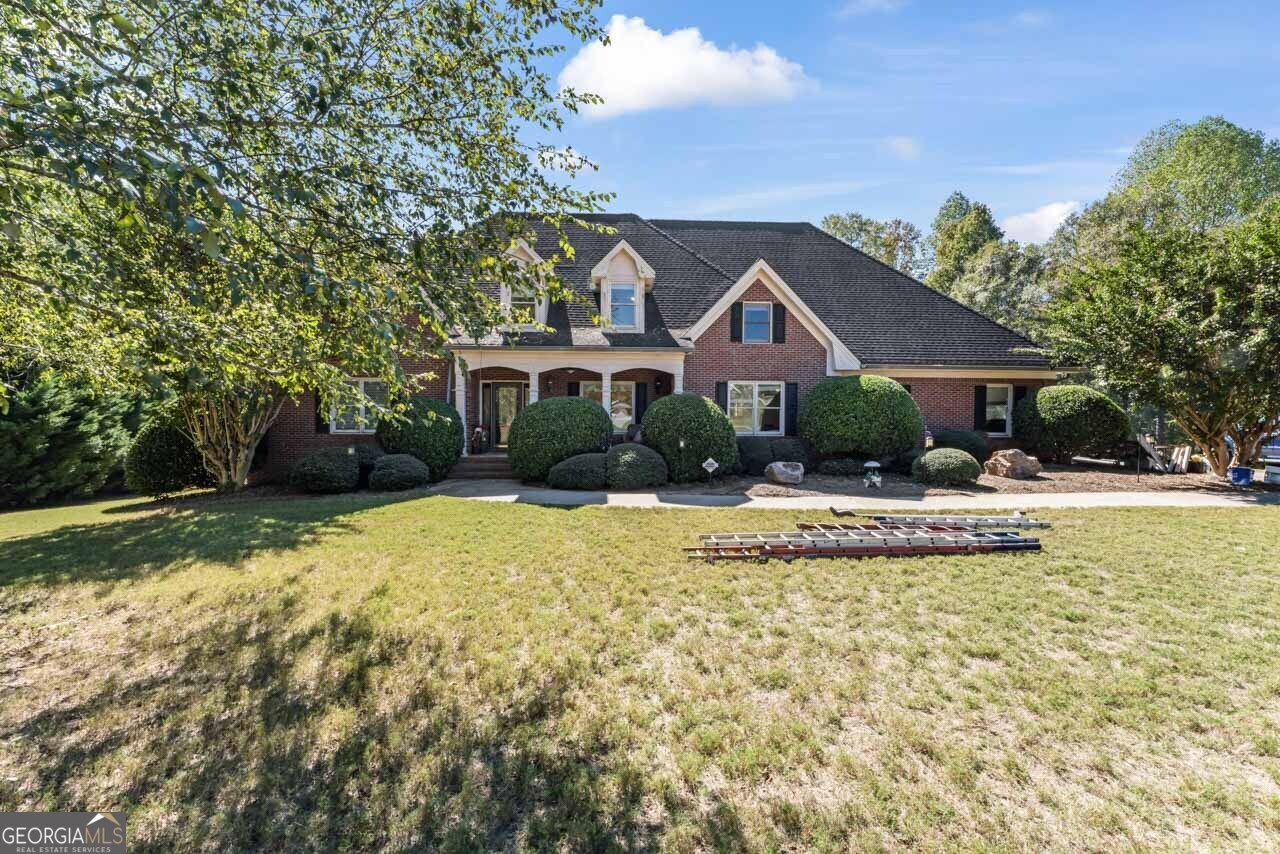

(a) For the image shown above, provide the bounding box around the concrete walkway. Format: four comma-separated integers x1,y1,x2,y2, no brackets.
431,478,1280,510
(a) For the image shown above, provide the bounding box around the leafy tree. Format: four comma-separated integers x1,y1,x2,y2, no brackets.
1045,204,1280,476
0,372,139,507
0,0,608,490
927,198,1003,294
821,212,926,278
951,240,1048,337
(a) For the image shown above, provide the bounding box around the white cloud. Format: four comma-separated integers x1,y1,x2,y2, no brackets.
558,15,810,120
881,135,922,160
691,179,878,216
838,0,906,16
1001,201,1080,243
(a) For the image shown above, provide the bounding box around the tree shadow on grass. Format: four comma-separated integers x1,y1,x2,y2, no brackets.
6,594,668,852
0,492,425,589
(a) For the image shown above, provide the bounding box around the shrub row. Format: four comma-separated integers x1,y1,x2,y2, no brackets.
737,436,810,476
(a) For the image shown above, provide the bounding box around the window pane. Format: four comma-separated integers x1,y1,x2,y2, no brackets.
728,402,754,432
729,382,753,404
609,285,637,327
743,304,771,342
363,381,388,406
333,403,360,431
985,385,1010,433
580,381,602,404
610,382,633,430
756,383,782,433
758,405,781,433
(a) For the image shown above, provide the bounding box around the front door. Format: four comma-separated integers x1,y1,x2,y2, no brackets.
489,382,525,447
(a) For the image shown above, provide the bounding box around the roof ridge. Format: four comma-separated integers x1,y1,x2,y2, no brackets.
802,222,1044,349
637,217,735,282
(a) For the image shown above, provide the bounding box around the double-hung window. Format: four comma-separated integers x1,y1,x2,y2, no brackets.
984,384,1013,437
331,377,387,434
580,380,636,431
509,284,538,321
609,283,638,330
743,302,772,343
728,381,783,435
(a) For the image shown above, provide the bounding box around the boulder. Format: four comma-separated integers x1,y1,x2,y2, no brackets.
984,448,1043,479
765,461,805,485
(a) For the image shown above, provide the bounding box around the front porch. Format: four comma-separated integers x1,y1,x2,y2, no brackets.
451,350,686,457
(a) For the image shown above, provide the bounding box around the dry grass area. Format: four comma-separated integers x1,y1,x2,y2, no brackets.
2,495,1279,851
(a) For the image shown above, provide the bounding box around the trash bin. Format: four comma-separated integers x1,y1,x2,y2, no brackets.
1266,466,1280,486
1228,466,1254,487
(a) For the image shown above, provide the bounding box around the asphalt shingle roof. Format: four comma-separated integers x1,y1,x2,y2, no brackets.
453,213,1050,369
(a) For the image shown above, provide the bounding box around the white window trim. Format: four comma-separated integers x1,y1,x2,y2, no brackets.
500,282,549,329
330,377,385,434
603,281,642,332
728,380,785,436
742,301,773,344
985,383,1014,438
580,380,637,431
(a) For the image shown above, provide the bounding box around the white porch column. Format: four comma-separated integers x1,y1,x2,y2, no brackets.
454,360,469,457
673,364,684,393
601,369,613,429
527,369,540,404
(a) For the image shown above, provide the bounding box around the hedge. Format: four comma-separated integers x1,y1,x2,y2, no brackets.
641,393,739,482
124,418,209,497
933,428,990,463
547,452,608,490
289,446,360,493
1014,385,1131,462
911,448,982,485
606,443,668,489
375,397,463,481
369,453,431,491
509,397,612,482
736,436,810,476
798,376,923,458
353,443,385,489
816,457,863,476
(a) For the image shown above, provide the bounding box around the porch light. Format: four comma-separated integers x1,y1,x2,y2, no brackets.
924,429,934,449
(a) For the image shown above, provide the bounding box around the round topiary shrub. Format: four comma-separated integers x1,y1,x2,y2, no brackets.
368,453,431,491
375,397,463,481
125,419,208,496
508,397,612,482
289,446,360,493
606,443,669,489
816,457,863,476
641,393,739,483
1014,385,1130,462
798,376,923,459
547,452,608,490
911,448,982,486
933,428,990,463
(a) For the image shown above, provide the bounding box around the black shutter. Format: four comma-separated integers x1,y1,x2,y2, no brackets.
715,381,728,413
729,303,743,342
567,381,580,396
902,383,912,394
785,382,799,436
973,385,987,431
634,382,648,422
1014,385,1028,405
772,304,786,343
314,392,330,434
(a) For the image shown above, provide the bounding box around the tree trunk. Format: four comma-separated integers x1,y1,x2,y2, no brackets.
1172,406,1232,478
180,390,284,493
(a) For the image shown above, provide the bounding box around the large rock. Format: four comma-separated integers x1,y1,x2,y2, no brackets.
984,448,1042,479
765,461,805,485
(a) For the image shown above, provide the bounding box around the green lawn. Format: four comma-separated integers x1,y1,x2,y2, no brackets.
2,494,1279,851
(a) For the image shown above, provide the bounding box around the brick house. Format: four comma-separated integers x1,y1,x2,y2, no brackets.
262,214,1057,479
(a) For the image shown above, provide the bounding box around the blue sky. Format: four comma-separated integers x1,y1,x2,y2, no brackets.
546,0,1280,242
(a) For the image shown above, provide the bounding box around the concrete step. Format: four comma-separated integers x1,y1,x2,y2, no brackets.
449,454,516,479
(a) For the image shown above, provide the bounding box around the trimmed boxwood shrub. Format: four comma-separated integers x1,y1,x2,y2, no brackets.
798,376,923,459
369,453,431,491
912,448,982,485
934,428,990,463
289,446,360,493
1014,385,1131,462
125,419,208,496
547,452,607,490
508,397,612,482
769,437,810,467
606,443,668,489
375,397,463,481
816,457,863,476
641,393,739,482
737,436,773,476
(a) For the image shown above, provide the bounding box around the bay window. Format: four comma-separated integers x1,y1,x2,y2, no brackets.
728,381,783,435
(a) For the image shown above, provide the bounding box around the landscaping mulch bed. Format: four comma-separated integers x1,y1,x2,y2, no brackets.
654,463,1278,498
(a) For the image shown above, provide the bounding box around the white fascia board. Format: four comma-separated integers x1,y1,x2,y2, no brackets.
684,259,861,371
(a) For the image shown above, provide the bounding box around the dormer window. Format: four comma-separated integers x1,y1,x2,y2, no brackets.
502,239,549,329
591,240,654,333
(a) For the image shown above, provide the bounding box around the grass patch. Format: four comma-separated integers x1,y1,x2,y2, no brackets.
1,495,1279,850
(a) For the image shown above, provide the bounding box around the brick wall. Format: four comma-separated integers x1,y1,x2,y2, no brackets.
259,354,451,483
682,280,829,427
889,376,1049,447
